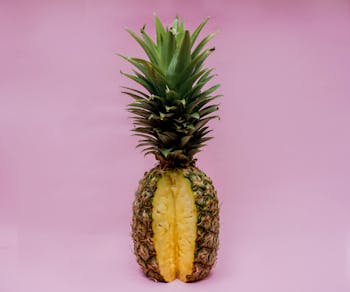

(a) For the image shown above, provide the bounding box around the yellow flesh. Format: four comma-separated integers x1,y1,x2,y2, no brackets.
152,171,197,282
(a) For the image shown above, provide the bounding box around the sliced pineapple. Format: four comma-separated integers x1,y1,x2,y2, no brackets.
152,170,197,282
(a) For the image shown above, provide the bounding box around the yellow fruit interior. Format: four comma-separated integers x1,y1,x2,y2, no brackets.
152,170,197,282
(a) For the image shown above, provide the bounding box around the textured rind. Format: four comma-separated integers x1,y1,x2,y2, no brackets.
131,165,219,282
183,166,220,282
132,167,164,282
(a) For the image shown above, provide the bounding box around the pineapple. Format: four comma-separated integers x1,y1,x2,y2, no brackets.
120,15,221,282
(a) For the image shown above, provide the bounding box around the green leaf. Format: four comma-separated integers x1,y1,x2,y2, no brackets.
175,30,191,73
128,108,151,118
131,58,166,82
194,84,221,100
177,68,207,94
121,86,149,98
177,49,214,88
154,15,166,45
170,15,179,35
140,26,158,57
133,70,160,94
199,136,213,143
143,150,158,157
128,102,155,112
129,99,162,113
172,16,185,44
160,148,173,158
126,29,159,64
137,138,158,145
191,17,209,47
179,19,185,35
190,112,200,119
192,32,216,59
186,124,195,130
197,68,214,82
122,91,147,101
121,71,154,93
185,76,216,101
188,143,207,150
118,54,148,77
197,126,213,137
199,104,219,117
157,131,177,145
132,126,154,134
132,120,154,128
187,148,201,157
133,133,158,141
193,116,219,132
136,138,158,145
161,31,176,70
180,135,192,147
190,94,222,111
141,146,158,154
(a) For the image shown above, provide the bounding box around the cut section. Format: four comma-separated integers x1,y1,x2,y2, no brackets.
152,170,197,282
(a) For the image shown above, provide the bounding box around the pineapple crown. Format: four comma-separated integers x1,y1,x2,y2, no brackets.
120,15,221,168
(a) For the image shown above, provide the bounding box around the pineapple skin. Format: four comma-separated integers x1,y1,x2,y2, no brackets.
131,165,220,282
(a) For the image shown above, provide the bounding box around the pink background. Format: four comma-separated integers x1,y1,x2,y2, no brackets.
1,0,350,291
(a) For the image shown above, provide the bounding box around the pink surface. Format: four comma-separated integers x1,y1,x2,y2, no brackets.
1,0,350,291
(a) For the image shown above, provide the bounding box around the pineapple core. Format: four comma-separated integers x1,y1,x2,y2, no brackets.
152,170,197,282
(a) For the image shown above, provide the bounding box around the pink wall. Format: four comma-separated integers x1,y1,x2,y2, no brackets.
0,0,349,291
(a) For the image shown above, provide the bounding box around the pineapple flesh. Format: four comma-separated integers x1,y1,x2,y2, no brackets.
121,15,221,282
152,170,197,282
